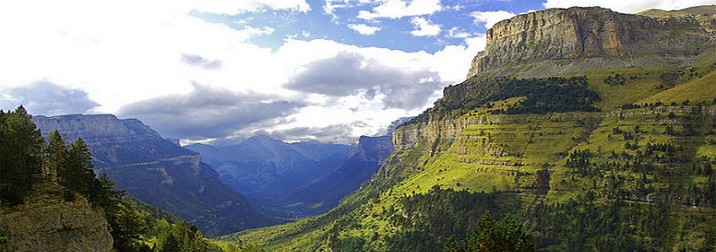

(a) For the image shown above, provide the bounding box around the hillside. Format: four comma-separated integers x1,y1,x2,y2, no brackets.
230,6,716,251
32,114,278,237
187,134,393,218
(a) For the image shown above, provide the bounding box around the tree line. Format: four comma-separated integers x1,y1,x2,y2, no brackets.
0,106,116,208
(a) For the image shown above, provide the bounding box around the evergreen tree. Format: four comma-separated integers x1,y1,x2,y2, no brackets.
462,212,534,252
0,106,43,205
45,130,68,182
61,138,95,200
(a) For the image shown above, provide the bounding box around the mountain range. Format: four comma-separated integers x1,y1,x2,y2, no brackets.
187,133,394,218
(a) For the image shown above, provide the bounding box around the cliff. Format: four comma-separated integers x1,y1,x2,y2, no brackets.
0,192,113,252
32,114,278,237
467,6,716,78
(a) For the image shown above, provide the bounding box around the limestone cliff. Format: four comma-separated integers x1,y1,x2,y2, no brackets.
467,6,716,78
0,194,113,252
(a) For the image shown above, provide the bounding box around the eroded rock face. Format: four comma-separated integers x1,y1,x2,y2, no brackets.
467,7,715,78
0,197,113,252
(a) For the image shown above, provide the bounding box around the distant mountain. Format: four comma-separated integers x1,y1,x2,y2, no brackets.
32,114,278,237
187,134,394,218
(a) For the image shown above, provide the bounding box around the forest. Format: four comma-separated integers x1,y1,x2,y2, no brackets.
411,76,601,124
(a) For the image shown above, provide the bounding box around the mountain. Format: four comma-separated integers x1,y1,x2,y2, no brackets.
187,134,394,218
467,6,714,78
229,6,716,251
32,114,277,237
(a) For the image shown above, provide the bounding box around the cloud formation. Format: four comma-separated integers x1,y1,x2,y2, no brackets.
0,81,99,115
410,17,442,37
195,0,311,14
181,54,223,70
471,10,516,29
285,52,443,110
0,0,523,144
348,24,382,35
118,84,304,140
358,0,443,19
270,124,360,143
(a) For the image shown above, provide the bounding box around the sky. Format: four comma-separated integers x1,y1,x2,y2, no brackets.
0,0,712,144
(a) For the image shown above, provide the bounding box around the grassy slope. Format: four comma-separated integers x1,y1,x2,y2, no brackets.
639,70,716,105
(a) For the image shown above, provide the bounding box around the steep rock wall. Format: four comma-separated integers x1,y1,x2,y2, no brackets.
467,7,715,78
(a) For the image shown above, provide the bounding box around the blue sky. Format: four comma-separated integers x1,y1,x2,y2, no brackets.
0,0,711,144
194,0,545,53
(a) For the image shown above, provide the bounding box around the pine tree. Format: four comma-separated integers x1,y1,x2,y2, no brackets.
0,106,43,205
60,137,95,200
46,130,68,182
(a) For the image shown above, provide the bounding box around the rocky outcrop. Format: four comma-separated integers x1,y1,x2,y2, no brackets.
467,6,715,78
32,114,277,237
0,197,113,252
356,135,394,163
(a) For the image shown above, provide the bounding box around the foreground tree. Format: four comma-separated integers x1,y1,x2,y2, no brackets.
0,106,43,205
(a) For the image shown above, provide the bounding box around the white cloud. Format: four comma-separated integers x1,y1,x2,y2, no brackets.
358,0,443,20
348,24,382,35
446,27,470,38
430,34,487,83
0,0,480,144
471,10,515,29
194,0,311,14
410,17,441,37
543,0,714,13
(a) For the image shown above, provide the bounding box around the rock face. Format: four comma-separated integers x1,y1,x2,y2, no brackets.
0,197,113,252
187,135,394,218
32,114,277,237
467,7,716,78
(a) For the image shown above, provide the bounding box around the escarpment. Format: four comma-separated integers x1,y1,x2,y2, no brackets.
467,6,716,78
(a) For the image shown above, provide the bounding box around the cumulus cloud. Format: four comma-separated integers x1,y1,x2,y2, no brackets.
0,0,486,144
0,81,99,115
181,54,223,70
446,27,471,38
410,17,441,37
471,10,515,29
348,24,382,35
285,52,443,110
358,0,443,19
194,0,311,14
543,0,714,13
270,124,359,143
118,84,304,140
